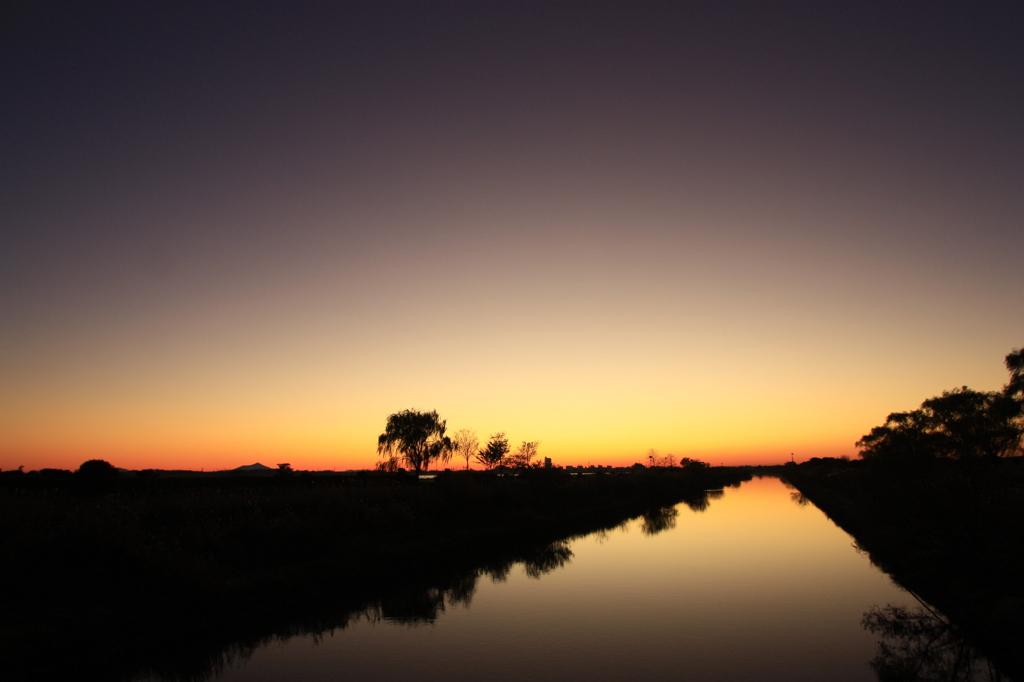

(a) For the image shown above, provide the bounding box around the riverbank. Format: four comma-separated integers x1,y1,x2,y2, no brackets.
781,459,1024,680
1,466,750,681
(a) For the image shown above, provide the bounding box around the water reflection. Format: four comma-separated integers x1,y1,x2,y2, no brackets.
678,488,723,513
862,604,1005,681
130,539,578,682
790,491,812,506
379,540,576,623
640,507,678,536
134,490,730,682
133,479,917,682
785,484,1009,681
521,540,574,578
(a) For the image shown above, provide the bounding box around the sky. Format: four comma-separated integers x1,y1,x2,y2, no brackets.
2,1,1022,471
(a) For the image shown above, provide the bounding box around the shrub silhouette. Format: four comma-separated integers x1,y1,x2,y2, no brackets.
76,459,119,479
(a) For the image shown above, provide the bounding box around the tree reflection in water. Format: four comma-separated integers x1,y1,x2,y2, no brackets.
129,540,577,681
130,489,730,681
640,507,679,536
680,488,723,514
790,491,811,506
377,540,574,624
522,540,574,578
862,604,1005,681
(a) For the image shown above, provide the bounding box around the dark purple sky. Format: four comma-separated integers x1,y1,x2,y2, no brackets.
2,2,1022,469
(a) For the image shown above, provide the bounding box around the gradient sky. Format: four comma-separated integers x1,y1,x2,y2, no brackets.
2,2,1022,471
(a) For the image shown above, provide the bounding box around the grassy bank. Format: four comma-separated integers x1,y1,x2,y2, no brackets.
1,466,749,681
781,459,1024,680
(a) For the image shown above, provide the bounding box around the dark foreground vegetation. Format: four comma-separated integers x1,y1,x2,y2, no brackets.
785,459,1023,680
783,347,1024,680
0,465,749,681
861,603,1009,682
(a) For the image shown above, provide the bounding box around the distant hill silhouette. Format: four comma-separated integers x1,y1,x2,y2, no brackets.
233,463,272,472
126,463,282,478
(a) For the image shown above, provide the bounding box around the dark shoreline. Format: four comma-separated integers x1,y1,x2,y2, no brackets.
1,467,750,681
781,461,1024,681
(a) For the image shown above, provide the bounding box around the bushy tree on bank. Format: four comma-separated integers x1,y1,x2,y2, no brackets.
476,432,509,470
377,409,452,473
857,348,1024,463
76,459,119,479
505,441,540,469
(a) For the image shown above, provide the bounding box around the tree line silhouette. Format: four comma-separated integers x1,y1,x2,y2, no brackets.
857,347,1023,465
783,346,1024,680
375,409,543,472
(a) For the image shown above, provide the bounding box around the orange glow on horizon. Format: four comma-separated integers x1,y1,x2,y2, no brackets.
2,4,1020,479
1,343,1016,473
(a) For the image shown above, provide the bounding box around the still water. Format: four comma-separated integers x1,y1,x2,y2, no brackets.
190,477,943,681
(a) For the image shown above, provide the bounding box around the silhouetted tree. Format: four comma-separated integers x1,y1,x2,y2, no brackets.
452,429,478,471
646,449,680,467
505,440,540,469
377,409,452,473
476,432,509,470
375,458,402,472
1006,347,1024,399
76,459,118,479
857,409,947,463
858,387,1022,463
858,349,1024,463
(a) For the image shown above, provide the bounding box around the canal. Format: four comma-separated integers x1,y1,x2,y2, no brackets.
144,475,996,682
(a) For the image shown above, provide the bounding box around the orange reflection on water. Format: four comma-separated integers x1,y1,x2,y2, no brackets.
213,477,916,682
